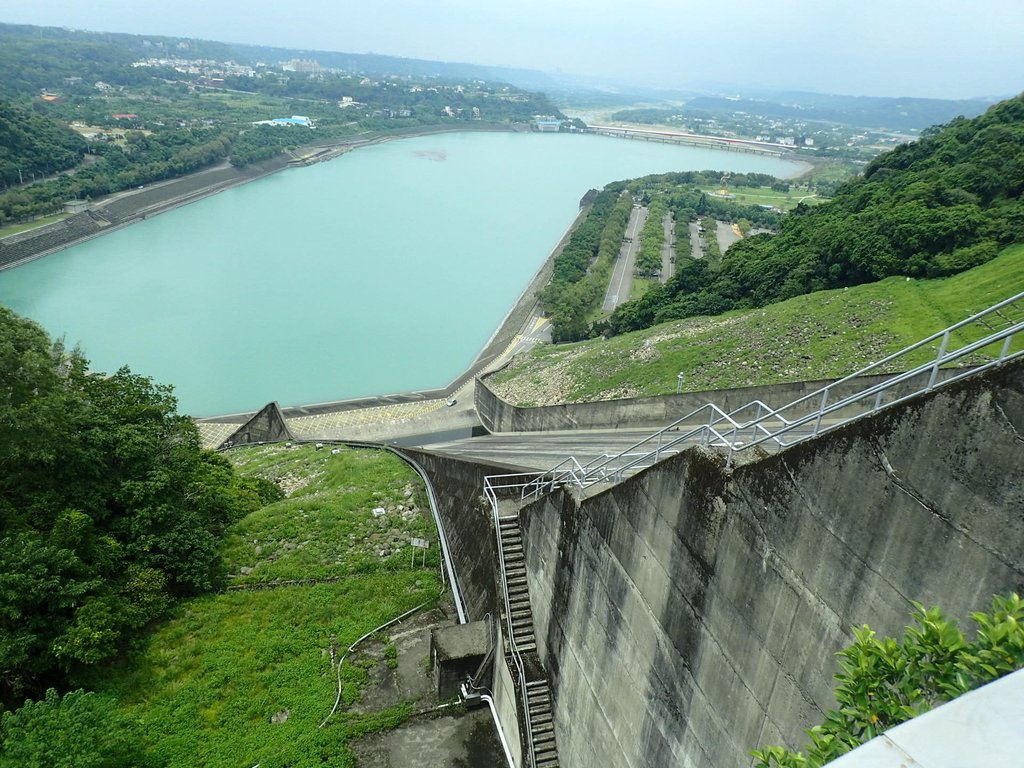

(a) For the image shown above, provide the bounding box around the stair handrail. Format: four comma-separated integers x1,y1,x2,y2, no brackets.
719,315,1024,463
485,473,541,766
527,289,1024,488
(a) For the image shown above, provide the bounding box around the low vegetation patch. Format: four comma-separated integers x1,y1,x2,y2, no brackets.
70,444,443,768
753,593,1024,767
699,185,822,212
223,444,435,584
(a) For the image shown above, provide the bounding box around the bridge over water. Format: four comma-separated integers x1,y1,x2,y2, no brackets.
586,123,789,156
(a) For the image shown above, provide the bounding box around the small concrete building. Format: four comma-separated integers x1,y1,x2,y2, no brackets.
430,621,489,700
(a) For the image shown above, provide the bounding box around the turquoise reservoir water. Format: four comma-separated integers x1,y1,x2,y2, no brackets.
0,132,803,416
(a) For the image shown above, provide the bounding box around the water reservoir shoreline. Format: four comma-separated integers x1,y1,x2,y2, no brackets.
0,125,517,273
1,131,807,417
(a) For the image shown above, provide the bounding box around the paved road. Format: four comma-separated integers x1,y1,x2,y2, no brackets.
717,220,741,253
602,206,646,312
688,221,703,260
417,417,837,474
660,213,675,282
423,428,662,471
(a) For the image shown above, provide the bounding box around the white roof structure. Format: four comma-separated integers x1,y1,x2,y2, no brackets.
825,669,1024,767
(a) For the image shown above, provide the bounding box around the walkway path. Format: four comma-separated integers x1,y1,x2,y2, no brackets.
688,221,703,260
716,220,741,253
603,205,646,312
660,213,675,281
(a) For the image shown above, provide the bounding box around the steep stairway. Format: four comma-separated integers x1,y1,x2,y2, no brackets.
497,514,560,767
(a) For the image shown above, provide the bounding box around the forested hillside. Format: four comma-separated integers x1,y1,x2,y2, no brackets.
610,94,1024,334
0,308,280,709
540,172,787,342
0,103,87,186
0,23,563,227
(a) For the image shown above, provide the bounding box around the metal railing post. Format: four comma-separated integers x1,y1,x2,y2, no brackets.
928,330,950,389
813,387,829,436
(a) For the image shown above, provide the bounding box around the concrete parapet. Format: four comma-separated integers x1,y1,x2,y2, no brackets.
476,367,972,434
218,402,294,449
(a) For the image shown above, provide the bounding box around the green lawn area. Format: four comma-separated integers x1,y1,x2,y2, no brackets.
0,212,67,237
490,244,1024,404
630,276,660,301
84,444,442,768
700,185,822,211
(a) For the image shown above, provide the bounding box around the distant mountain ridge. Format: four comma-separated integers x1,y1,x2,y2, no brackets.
2,21,1006,112
680,93,994,133
0,22,557,95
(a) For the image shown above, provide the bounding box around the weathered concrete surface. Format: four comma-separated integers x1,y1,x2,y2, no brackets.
351,709,502,767
219,401,294,448
347,600,506,767
476,367,969,434
400,449,510,622
517,358,1024,768
432,621,489,700
493,620,524,768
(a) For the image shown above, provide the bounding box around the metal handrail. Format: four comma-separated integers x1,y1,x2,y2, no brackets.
485,473,540,767
720,317,1024,463
477,292,1023,767
513,290,1024,490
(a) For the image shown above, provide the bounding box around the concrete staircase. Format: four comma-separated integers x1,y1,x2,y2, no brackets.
497,515,560,767
525,679,559,768
500,516,536,653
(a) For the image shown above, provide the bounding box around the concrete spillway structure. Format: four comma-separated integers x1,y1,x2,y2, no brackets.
407,357,1024,767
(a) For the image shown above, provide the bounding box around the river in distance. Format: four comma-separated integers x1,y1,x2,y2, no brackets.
0,132,804,417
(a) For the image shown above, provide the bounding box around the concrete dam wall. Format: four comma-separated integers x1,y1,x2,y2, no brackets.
513,359,1024,767
400,448,512,622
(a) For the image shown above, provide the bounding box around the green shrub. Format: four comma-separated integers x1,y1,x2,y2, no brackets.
752,593,1024,767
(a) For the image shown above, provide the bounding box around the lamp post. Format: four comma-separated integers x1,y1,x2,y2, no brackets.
676,372,685,394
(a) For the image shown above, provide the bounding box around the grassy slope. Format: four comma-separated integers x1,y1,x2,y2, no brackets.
0,212,68,237
490,244,1024,406
87,444,441,768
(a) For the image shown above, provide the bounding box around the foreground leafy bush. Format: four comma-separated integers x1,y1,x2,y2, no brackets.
753,593,1024,767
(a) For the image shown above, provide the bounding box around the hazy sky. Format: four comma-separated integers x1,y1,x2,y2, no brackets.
2,0,1021,99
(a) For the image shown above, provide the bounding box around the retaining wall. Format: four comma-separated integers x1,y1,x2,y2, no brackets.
400,448,509,622
516,358,1024,767
476,367,970,434
0,157,291,271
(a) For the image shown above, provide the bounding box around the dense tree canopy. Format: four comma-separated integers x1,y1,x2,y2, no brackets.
0,688,153,768
0,307,279,706
0,103,88,186
609,94,1024,335
538,184,632,342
